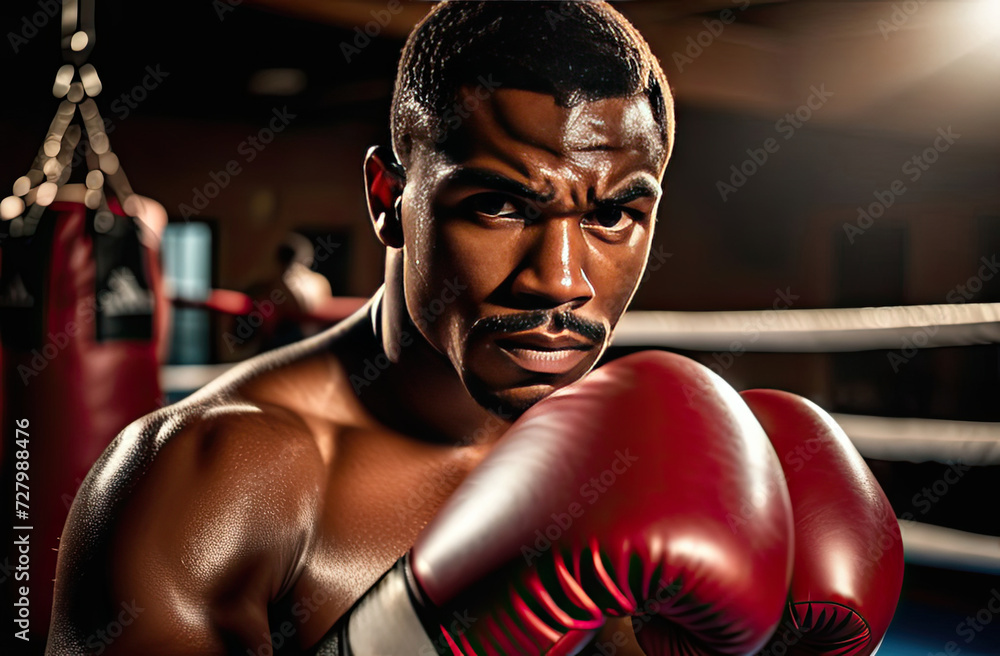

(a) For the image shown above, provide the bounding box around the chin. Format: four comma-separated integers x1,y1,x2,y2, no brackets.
457,340,604,418
465,378,572,420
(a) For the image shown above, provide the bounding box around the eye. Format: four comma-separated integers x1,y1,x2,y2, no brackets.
585,206,638,231
466,193,522,220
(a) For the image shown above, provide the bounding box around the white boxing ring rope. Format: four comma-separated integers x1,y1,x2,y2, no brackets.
899,522,1000,576
833,414,1000,467
162,300,1000,573
612,301,1000,351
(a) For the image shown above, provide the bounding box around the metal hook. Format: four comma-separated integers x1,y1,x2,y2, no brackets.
62,0,96,66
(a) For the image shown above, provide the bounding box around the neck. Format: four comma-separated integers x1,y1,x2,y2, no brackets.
341,280,509,447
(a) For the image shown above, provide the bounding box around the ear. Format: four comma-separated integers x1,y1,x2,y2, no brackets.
363,145,406,249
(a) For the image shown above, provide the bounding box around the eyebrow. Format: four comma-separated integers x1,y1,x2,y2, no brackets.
445,167,660,207
595,179,661,207
446,168,553,204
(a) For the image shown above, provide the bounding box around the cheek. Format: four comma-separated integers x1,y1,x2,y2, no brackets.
437,220,521,302
589,225,653,315
406,220,522,353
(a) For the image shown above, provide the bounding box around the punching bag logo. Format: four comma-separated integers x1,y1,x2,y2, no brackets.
101,267,154,317
92,210,155,342
0,273,34,308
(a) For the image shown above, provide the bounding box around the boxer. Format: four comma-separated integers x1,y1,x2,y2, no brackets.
46,3,900,655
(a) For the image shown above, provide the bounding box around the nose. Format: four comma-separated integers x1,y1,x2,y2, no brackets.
509,217,595,309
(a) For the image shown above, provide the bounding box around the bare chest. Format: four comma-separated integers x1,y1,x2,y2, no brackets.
273,428,487,650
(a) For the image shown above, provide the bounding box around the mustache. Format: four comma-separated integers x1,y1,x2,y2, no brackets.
470,310,607,344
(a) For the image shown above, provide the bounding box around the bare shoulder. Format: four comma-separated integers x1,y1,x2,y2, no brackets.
48,332,357,654
59,332,348,556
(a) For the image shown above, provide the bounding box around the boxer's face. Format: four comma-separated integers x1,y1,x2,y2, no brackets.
399,88,666,415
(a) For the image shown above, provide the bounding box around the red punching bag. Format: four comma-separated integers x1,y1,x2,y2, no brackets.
0,192,163,650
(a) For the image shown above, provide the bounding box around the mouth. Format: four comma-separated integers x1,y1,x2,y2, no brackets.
494,334,593,375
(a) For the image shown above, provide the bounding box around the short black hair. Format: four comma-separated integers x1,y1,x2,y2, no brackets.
391,0,673,168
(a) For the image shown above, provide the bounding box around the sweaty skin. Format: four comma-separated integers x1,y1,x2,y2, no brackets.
47,89,667,655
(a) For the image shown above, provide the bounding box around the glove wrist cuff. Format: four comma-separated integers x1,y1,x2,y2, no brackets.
345,555,439,655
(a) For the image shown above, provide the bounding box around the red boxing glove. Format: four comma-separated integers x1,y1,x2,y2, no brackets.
338,352,793,655
740,390,904,656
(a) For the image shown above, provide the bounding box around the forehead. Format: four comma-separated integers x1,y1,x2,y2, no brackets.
442,87,665,187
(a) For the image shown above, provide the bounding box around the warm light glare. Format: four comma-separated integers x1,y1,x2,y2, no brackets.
966,0,1000,42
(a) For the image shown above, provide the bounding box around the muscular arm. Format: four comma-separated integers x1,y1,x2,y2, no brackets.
46,400,327,655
